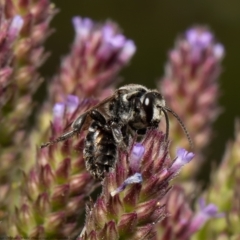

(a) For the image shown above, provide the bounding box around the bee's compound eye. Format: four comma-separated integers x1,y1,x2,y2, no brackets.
144,97,150,106
143,93,154,108
143,93,155,124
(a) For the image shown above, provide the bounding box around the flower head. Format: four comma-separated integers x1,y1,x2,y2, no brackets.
51,16,136,102
157,187,223,239
0,2,56,231
195,119,240,238
80,130,196,239
7,95,98,238
159,26,224,178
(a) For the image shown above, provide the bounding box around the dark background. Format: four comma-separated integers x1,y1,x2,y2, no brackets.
41,0,240,179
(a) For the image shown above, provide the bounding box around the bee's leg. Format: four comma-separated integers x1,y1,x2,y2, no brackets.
40,112,88,148
71,111,88,130
88,110,127,150
110,122,128,151
89,110,107,126
40,131,77,148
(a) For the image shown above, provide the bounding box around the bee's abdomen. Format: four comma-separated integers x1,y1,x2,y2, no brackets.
83,121,117,179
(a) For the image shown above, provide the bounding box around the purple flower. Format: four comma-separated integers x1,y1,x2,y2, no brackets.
111,173,143,196
158,187,223,239
53,95,79,119
187,198,224,234
185,27,225,62
65,95,79,114
8,15,24,41
170,148,195,172
82,130,198,239
129,143,145,172
160,26,224,178
213,43,225,60
53,103,65,121
102,24,126,48
96,23,135,62
52,102,65,129
118,40,136,63
72,17,93,40
52,95,80,129
52,16,136,100
186,28,213,50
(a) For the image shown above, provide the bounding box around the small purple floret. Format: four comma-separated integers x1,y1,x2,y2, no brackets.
53,103,65,120
177,148,195,163
119,40,136,63
102,25,126,48
10,15,24,32
72,16,93,39
52,102,65,128
124,173,142,185
213,43,225,60
188,198,224,234
185,27,225,63
108,34,125,48
66,95,79,114
97,25,126,60
53,95,79,124
186,28,213,49
170,148,195,172
198,198,223,218
111,173,142,196
130,143,145,172
8,15,24,40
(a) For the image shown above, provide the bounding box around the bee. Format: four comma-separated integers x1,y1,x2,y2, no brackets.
41,84,192,179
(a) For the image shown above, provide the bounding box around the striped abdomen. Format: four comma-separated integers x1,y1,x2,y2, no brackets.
83,121,117,179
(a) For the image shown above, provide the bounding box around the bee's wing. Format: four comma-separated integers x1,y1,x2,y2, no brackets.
87,94,116,111
40,94,118,148
73,93,117,131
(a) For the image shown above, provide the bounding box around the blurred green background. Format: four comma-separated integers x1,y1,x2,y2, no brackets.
40,0,240,180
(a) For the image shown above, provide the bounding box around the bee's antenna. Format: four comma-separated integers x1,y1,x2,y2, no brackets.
40,130,77,149
164,106,194,149
162,108,169,144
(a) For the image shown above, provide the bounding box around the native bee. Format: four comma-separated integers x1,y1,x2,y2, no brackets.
41,84,192,179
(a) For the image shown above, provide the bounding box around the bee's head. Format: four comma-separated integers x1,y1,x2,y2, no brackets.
141,91,165,126
141,90,193,149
